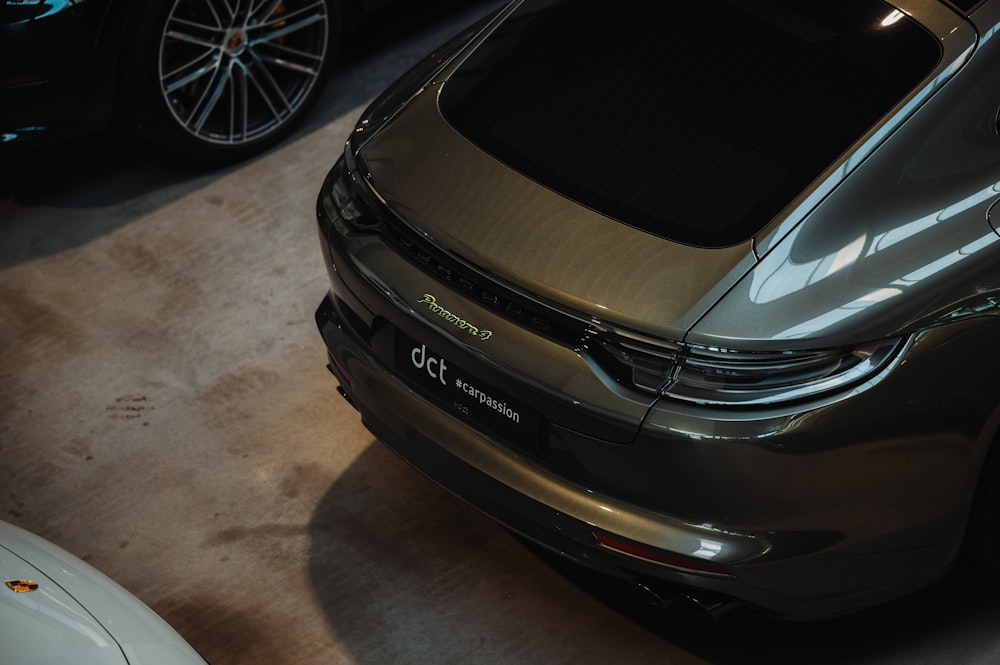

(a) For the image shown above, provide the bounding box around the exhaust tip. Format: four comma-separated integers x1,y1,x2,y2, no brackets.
631,580,740,620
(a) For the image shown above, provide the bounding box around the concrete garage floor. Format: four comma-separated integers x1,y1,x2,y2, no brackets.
3,4,1000,664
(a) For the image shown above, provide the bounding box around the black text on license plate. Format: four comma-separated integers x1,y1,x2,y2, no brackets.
395,330,541,451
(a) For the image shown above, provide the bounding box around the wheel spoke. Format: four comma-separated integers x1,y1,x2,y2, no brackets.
234,64,247,141
203,0,238,24
162,50,220,94
248,0,284,25
190,66,232,133
250,2,326,42
199,0,223,28
254,48,322,77
241,67,252,140
245,54,292,116
164,23,224,50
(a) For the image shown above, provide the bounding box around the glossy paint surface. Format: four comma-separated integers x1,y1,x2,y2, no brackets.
0,521,208,665
358,88,756,341
1,542,122,664
314,0,1000,619
691,4,1000,348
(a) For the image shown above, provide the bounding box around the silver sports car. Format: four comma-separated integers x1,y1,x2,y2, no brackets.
315,0,1000,619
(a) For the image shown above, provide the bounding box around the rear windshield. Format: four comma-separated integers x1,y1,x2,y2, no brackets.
439,0,941,247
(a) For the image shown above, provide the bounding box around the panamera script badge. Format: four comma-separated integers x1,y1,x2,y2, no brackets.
417,294,493,340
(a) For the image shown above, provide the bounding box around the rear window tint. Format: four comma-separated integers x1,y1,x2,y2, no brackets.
440,0,941,247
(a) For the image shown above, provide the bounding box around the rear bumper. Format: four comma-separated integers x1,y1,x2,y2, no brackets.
317,288,958,620
317,294,754,604
313,163,996,620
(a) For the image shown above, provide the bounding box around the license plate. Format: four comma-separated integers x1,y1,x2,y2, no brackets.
394,329,542,451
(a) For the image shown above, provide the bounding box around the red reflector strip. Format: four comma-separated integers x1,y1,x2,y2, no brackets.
593,532,729,575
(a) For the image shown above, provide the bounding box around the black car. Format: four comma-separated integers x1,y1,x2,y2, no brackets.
0,0,392,164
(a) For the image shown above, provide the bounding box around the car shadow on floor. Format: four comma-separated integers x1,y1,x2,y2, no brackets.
531,543,1000,664
308,441,1000,665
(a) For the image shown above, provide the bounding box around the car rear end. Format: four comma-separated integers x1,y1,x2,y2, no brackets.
316,0,1000,619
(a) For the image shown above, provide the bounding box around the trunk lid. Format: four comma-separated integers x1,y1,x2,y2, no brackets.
357,86,755,342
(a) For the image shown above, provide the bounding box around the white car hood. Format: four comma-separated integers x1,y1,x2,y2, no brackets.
1,541,125,665
0,522,207,665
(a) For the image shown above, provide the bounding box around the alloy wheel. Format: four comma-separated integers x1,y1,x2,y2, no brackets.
157,0,329,146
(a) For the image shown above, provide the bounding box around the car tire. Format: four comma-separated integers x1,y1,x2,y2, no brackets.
965,441,1000,572
119,0,340,165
